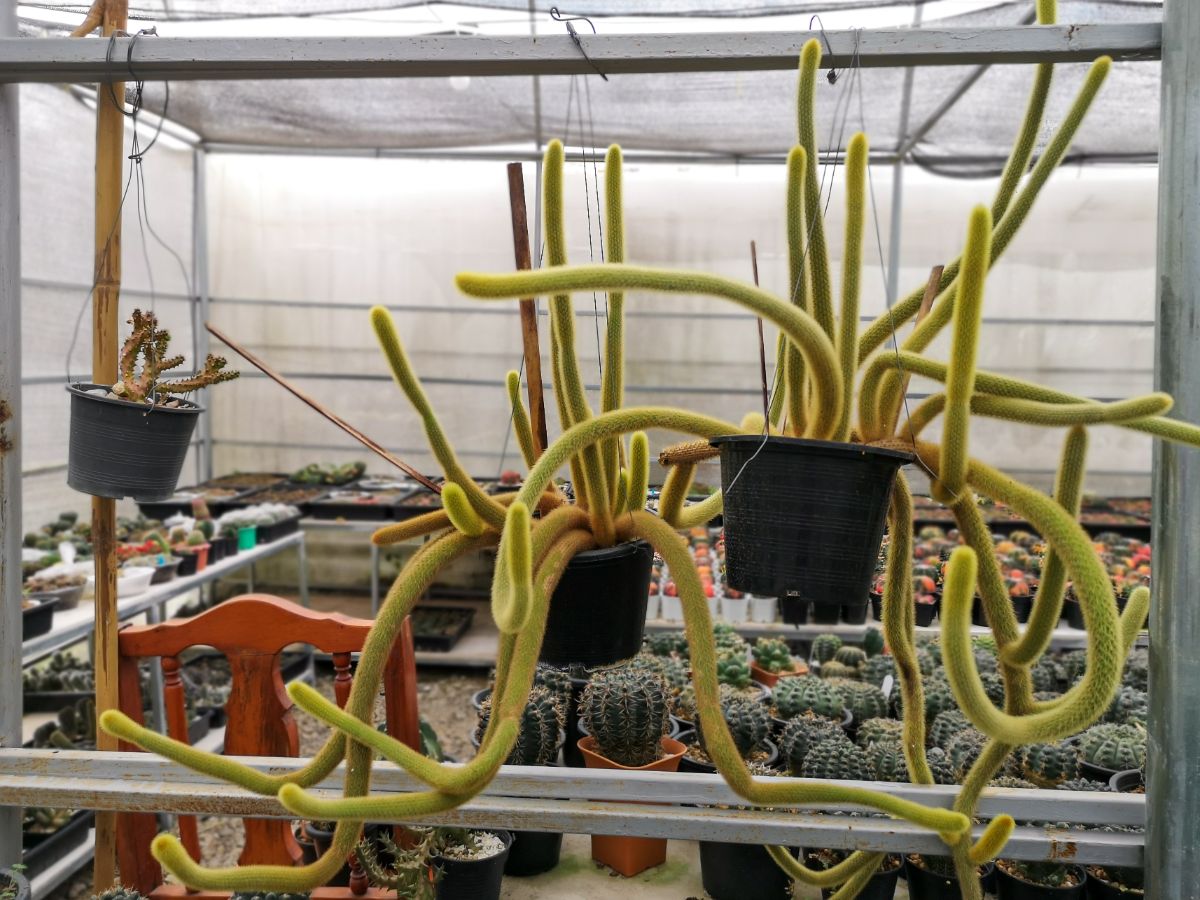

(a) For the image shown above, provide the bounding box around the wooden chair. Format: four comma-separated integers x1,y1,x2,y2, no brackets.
115,594,420,897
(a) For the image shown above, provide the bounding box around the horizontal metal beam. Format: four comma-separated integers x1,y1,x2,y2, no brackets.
0,750,1143,864
0,25,1162,84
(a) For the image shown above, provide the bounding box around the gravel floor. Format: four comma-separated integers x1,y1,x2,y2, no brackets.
44,667,489,898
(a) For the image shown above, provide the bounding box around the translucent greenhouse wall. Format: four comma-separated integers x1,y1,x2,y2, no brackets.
204,152,1156,497
20,84,197,531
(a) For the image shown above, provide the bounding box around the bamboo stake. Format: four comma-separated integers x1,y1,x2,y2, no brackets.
506,162,548,456
73,0,127,890
205,323,442,493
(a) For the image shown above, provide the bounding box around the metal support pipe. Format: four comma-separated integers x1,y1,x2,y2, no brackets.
0,0,20,866
885,7,922,306
193,148,213,481
1147,0,1200,896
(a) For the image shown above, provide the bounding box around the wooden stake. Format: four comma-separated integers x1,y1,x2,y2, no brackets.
505,162,548,456
205,323,442,493
74,0,128,890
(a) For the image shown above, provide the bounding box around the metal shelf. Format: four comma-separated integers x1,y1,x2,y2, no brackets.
22,532,306,668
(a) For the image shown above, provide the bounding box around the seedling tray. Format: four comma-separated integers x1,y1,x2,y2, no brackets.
22,690,94,714
410,606,475,653
137,484,259,520
309,488,419,521
22,809,95,879
231,484,329,517
201,472,289,491
394,489,445,518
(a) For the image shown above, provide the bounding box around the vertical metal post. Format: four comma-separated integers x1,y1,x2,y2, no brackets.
885,6,923,306
193,148,213,481
1147,1,1200,895
0,0,21,867
296,536,310,608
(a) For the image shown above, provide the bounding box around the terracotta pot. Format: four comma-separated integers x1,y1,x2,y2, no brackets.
578,735,686,876
750,659,808,688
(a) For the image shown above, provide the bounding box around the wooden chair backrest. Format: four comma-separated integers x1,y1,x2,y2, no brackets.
115,594,419,896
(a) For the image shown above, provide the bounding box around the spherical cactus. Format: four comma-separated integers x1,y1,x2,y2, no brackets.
801,736,873,781
646,631,688,658
811,633,842,664
629,652,666,677
1029,657,1063,694
1018,742,1080,787
1057,777,1113,792
926,747,959,785
1079,723,1147,772
751,637,794,674
580,665,669,767
533,665,575,714
946,728,988,779
778,714,844,774
862,626,885,658
866,740,909,782
659,655,692,694
990,775,1037,790
773,676,844,722
922,675,959,724
671,684,697,722
716,651,752,690
93,889,151,900
833,646,868,669
862,654,896,688
185,529,206,546
818,660,862,682
230,892,310,900
928,709,971,750
1104,686,1148,727
713,623,748,657
1123,650,1149,692
854,717,903,750
708,692,771,758
475,686,565,766
917,639,941,670
979,670,1006,707
838,681,888,724
1061,650,1088,684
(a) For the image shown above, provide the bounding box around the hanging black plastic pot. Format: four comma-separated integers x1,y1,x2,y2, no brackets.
538,540,653,668
67,383,201,502
711,436,911,604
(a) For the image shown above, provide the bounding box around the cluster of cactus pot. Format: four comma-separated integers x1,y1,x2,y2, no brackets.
97,8,1193,896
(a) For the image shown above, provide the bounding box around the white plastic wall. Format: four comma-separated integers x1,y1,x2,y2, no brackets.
205,152,1155,496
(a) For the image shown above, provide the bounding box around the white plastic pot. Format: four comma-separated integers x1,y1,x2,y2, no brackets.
749,595,778,624
721,595,749,623
660,593,684,622
88,565,156,599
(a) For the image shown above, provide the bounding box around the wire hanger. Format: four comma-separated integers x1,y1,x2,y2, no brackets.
550,7,609,81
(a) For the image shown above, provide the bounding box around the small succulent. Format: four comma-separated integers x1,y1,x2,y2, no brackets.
818,660,862,681
712,623,748,657
184,529,207,547
1079,723,1147,772
1123,649,1149,692
1029,656,1063,693
862,627,885,657
700,690,771,759
990,775,1037,790
751,637,794,674
1104,685,1148,727
837,680,888,724
716,651,752,690
1018,742,1080,787
926,747,959,785
810,633,842,664
866,740,909,782
928,709,971,750
532,665,575,715
945,727,988,780
773,676,844,721
778,714,844,774
1000,859,1081,889
1058,777,1113,792
474,685,564,766
801,736,873,781
833,646,868,670
862,654,896,688
646,631,688,658
659,655,692,694
580,664,669,767
230,893,309,900
854,717,904,750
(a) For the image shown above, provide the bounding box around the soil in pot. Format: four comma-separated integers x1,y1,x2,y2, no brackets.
1085,866,1143,898
677,730,778,774
538,541,652,668
434,829,513,900
750,659,808,689
67,383,202,502
711,435,911,601
996,860,1087,899
700,841,797,900
906,855,994,900
578,735,686,876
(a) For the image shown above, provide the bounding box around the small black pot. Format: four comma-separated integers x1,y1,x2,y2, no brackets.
294,824,318,865
997,863,1087,899
304,822,350,886
870,591,883,622
1079,760,1121,784
842,600,869,625
67,383,201,502
905,856,994,900
810,603,841,625
538,541,652,668
678,732,778,774
781,595,810,625
699,841,795,900
971,596,989,628
175,551,199,577
149,557,183,584
915,597,939,627
711,435,911,604
1085,869,1143,899
22,596,57,641
562,675,589,769
819,858,902,900
0,867,30,900
1109,769,1143,792
1012,594,1033,623
504,830,563,877
1064,598,1086,630
435,829,513,900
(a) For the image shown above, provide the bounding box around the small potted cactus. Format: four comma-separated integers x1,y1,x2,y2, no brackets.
995,859,1087,899
808,848,902,900
770,675,847,732
0,867,29,900
1086,863,1143,898
749,636,807,687
67,309,238,502
681,686,777,773
905,854,996,900
357,826,512,900
577,664,685,876
472,686,566,876
173,528,211,575
1077,723,1147,783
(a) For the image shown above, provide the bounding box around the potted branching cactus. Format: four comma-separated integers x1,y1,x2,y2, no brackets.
750,636,807,687
356,827,512,900
472,686,566,876
68,309,238,502
102,12,1200,899
576,665,685,876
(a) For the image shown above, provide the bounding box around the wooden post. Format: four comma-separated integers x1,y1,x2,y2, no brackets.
73,0,128,889
506,162,548,456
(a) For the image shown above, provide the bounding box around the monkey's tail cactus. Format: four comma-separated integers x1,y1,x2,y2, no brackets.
580,665,669,767
772,675,844,721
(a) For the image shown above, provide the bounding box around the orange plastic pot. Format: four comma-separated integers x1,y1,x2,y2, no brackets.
750,660,808,688
578,735,686,877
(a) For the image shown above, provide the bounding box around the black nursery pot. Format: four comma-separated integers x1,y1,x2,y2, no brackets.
435,829,513,900
1064,598,1086,630
504,830,563,877
842,600,869,625
711,436,911,604
870,591,883,622
538,540,652,668
699,841,795,900
67,383,202,502
22,596,56,641
820,859,901,900
781,595,810,625
810,603,841,625
1109,769,1143,792
996,863,1087,900
1012,594,1034,623
1086,870,1143,899
905,857,994,900
914,597,940,627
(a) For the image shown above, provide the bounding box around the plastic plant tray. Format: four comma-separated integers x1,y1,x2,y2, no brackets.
410,606,475,652
309,488,419,521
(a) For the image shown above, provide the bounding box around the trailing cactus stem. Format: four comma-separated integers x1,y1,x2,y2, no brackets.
658,462,696,525
766,845,881,889
830,854,889,900
455,264,843,440
795,39,835,341
784,145,811,437
835,133,867,442
505,370,538,468
602,144,627,496
442,483,485,537
626,431,650,513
